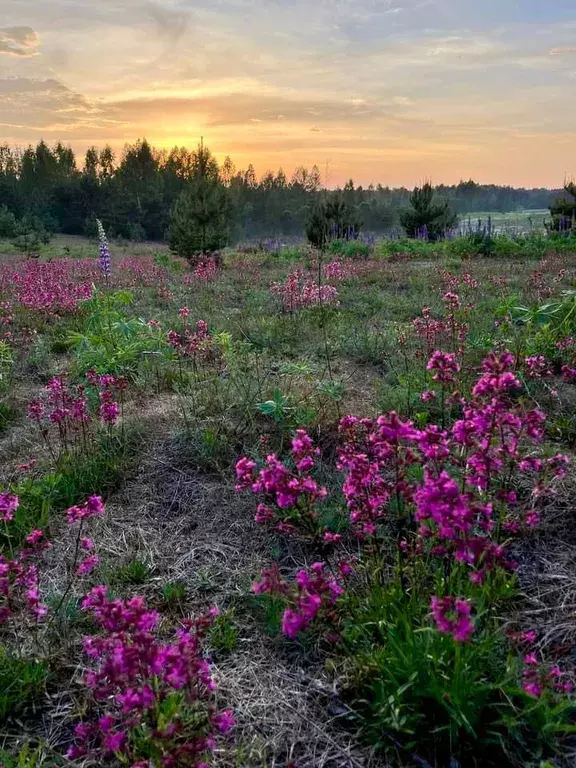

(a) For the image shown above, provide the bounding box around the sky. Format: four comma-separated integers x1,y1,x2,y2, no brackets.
0,0,576,187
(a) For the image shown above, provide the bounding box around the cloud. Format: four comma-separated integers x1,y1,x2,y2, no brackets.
549,46,576,56
142,0,192,42
0,78,115,137
0,26,39,57
101,90,406,129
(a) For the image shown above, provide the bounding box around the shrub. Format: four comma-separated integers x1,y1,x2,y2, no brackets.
270,269,339,313
329,238,371,259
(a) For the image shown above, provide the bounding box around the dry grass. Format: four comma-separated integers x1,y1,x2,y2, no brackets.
516,480,576,653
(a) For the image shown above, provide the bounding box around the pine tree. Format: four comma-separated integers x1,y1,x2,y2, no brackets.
305,192,362,248
400,182,457,240
11,215,50,256
168,142,229,262
305,202,330,249
548,182,576,232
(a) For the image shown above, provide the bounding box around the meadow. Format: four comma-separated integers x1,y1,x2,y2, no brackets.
1,232,576,767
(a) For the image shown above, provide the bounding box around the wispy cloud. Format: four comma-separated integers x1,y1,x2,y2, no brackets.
549,46,576,55
0,26,39,57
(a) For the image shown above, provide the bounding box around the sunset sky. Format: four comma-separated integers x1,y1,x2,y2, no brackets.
1,0,576,187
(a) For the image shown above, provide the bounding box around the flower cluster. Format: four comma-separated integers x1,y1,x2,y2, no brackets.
427,350,460,384
472,350,521,398
27,373,123,451
521,651,574,698
66,496,105,575
337,412,419,538
193,257,220,282
67,587,233,765
238,349,569,645
0,492,18,523
115,256,172,288
525,355,553,379
235,430,329,538
253,562,344,639
0,494,105,628
442,270,479,292
167,319,220,364
322,259,362,281
430,596,475,643
0,260,98,315
0,539,48,624
66,494,105,524
413,303,468,360
270,269,339,314
0,300,14,329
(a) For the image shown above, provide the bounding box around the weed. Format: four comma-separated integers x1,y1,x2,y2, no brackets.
160,580,188,611
209,611,239,655
110,558,152,586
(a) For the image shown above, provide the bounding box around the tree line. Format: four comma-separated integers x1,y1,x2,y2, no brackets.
0,138,559,244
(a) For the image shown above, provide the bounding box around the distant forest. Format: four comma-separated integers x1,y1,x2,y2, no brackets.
0,139,560,242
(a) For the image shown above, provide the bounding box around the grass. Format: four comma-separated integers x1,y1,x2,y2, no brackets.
0,650,50,725
4,427,144,549
109,558,153,586
1,234,576,766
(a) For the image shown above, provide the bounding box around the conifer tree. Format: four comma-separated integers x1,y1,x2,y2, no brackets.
400,182,457,240
548,182,576,232
168,141,229,262
305,192,362,248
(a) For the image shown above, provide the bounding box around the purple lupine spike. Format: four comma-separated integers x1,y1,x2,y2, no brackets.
96,219,111,278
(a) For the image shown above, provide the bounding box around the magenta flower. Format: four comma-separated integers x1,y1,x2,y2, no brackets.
102,730,125,753
430,596,475,643
427,350,460,384
0,492,18,522
213,709,235,733
77,554,100,576
523,680,542,697
67,496,105,524
27,400,44,421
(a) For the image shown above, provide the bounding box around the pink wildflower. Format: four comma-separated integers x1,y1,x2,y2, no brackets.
0,492,18,522
427,350,460,384
430,596,475,642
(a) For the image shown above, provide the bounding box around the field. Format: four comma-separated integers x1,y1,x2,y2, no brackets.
1,233,576,767
462,209,550,234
